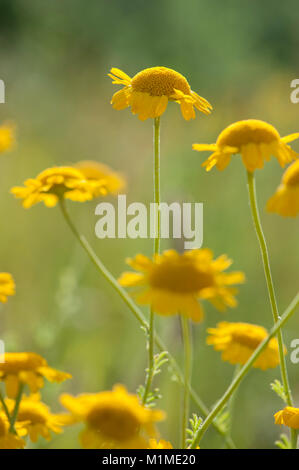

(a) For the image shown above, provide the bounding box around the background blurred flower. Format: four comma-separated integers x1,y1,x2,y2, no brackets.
119,249,245,322
267,160,299,217
60,384,165,449
5,394,68,443
0,352,71,398
193,120,299,172
0,411,26,449
0,123,15,154
109,66,212,120
74,160,126,197
0,272,15,303
207,321,283,370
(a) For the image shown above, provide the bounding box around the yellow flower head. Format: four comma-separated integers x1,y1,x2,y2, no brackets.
0,411,25,449
267,160,299,217
0,352,71,398
207,321,284,370
109,67,212,121
193,119,299,173
5,395,67,443
0,272,15,303
74,160,126,197
0,123,15,154
274,407,299,429
60,384,165,449
119,249,245,322
10,166,108,209
148,439,173,449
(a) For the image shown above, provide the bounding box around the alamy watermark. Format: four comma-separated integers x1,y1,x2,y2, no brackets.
290,79,299,104
95,195,203,249
0,79,5,103
0,340,4,363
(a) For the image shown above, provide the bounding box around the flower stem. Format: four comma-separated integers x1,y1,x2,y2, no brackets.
181,316,192,449
190,292,299,448
142,117,161,405
246,171,296,447
58,199,235,447
9,383,24,433
0,390,11,422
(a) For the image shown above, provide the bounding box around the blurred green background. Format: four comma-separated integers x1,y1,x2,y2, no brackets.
0,0,298,449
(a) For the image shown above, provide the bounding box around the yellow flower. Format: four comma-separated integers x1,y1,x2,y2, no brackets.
5,395,67,443
0,272,15,303
11,166,107,209
193,119,299,173
109,67,212,121
0,352,71,398
267,160,299,217
0,411,26,449
74,160,126,197
207,321,284,370
274,407,299,429
0,123,15,154
148,439,173,449
60,384,165,449
118,249,245,322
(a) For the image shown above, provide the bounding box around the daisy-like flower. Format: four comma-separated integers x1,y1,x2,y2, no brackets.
109,67,212,121
193,119,299,173
0,352,71,398
118,249,245,322
267,160,299,217
5,395,68,443
274,407,299,429
74,160,125,197
0,272,15,303
148,439,173,449
0,411,26,449
207,321,284,370
0,123,15,154
10,166,107,209
60,384,165,449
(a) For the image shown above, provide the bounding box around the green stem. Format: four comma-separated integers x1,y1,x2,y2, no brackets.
247,171,296,448
0,390,11,422
59,199,235,448
142,117,161,405
9,383,24,433
190,292,299,448
226,365,240,444
181,316,192,449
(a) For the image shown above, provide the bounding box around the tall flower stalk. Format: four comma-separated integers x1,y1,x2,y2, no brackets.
246,170,296,448
142,117,161,405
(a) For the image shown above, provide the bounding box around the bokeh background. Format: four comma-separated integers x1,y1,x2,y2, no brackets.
0,0,298,449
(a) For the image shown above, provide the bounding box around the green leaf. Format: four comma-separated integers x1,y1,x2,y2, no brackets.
270,379,288,404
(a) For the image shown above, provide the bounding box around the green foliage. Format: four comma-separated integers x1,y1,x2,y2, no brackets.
271,379,288,404
186,414,202,448
275,434,291,450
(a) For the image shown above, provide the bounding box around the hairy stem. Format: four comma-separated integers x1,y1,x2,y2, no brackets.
247,171,296,448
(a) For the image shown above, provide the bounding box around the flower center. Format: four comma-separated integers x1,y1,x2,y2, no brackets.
217,120,280,149
131,67,191,97
149,260,214,293
87,405,140,441
231,327,266,349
